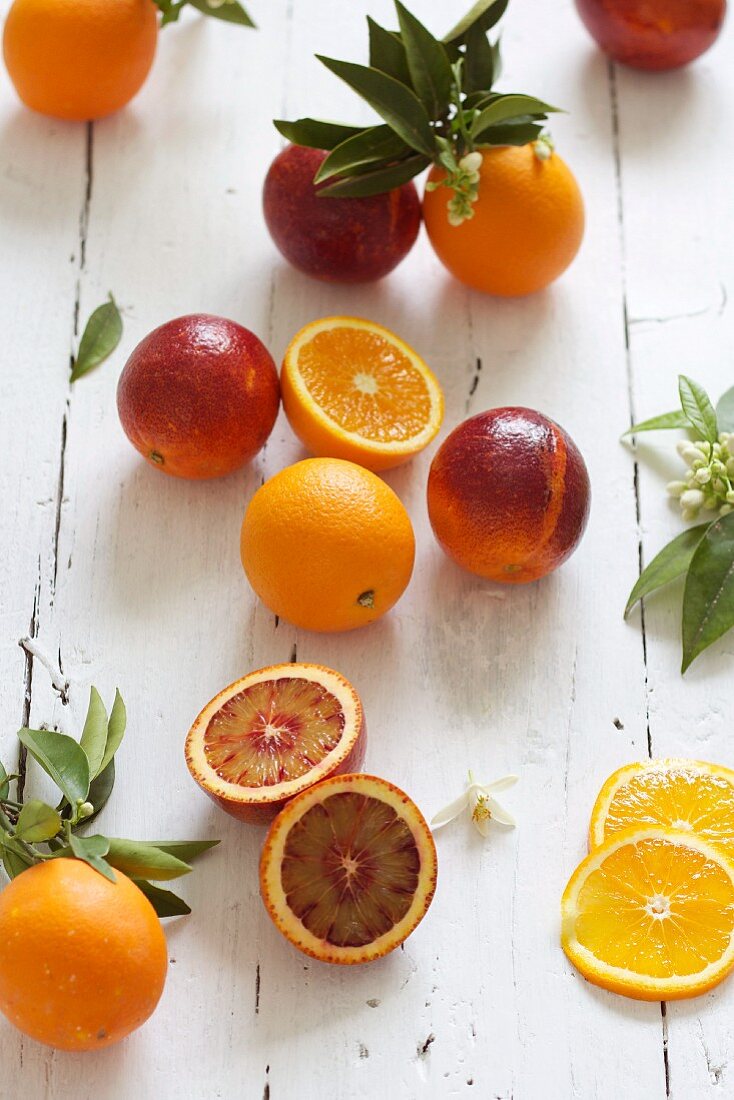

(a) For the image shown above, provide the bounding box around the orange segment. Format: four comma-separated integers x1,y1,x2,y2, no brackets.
185,664,366,824
561,827,734,1000
589,759,734,859
260,773,437,964
281,317,444,471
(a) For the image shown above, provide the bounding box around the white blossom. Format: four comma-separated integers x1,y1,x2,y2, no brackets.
432,771,518,838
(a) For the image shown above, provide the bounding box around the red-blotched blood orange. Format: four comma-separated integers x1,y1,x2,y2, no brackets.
259,773,437,964
185,664,366,824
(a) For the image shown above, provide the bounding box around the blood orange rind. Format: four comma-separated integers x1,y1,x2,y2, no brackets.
185,663,366,824
260,773,438,965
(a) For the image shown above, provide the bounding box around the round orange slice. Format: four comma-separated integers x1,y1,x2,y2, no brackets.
589,759,734,859
185,664,366,824
561,826,734,1000
281,316,444,472
260,773,438,964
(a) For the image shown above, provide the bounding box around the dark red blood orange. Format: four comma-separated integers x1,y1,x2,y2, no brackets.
427,408,591,584
117,314,280,479
263,144,421,284
575,0,726,70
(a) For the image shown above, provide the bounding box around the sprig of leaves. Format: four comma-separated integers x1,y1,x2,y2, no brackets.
624,376,734,672
274,0,558,207
155,0,254,27
0,689,217,914
70,295,122,382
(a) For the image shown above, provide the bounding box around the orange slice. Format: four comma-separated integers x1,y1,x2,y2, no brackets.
561,827,734,1000
260,773,437,964
589,759,734,859
281,317,444,472
185,664,366,824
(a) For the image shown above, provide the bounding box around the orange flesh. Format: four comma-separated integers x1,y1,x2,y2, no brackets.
204,677,345,788
576,836,734,978
297,328,432,442
281,792,420,947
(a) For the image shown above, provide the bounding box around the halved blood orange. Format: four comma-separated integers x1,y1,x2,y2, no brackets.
259,773,438,964
184,664,366,824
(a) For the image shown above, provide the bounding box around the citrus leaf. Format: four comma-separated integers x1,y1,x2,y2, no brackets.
622,410,691,436
133,879,191,917
188,0,254,25
625,524,710,616
68,833,116,882
15,800,62,843
471,94,559,138
18,728,90,805
443,0,509,46
144,839,219,861
395,1,452,120
1,840,32,880
105,839,192,881
716,385,734,433
79,686,108,778
99,689,126,777
367,17,411,86
273,118,363,150
679,375,718,444
314,125,412,183
474,121,543,147
316,56,435,156
463,21,497,92
682,512,734,672
318,154,430,197
70,295,123,383
154,0,185,24
82,760,116,825
0,761,8,801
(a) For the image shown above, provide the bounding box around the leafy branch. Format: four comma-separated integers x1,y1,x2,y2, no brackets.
0,689,217,914
155,0,254,26
624,376,734,672
274,0,559,216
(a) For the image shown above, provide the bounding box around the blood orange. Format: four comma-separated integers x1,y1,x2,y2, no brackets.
185,664,366,824
259,773,438,964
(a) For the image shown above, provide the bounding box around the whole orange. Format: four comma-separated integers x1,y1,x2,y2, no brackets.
422,144,585,297
427,408,590,583
3,0,158,122
0,859,167,1051
240,457,415,632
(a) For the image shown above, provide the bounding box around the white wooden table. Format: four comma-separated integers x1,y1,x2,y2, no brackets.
1,1,732,1096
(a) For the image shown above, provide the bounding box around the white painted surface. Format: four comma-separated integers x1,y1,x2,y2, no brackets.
0,1,732,1096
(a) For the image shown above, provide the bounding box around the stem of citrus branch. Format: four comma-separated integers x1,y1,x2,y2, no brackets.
450,62,473,156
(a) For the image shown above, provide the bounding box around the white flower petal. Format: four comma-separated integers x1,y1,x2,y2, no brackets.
473,815,491,837
484,774,519,794
431,791,470,829
487,799,516,827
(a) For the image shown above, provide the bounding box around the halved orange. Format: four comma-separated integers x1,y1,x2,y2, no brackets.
589,759,734,859
281,317,444,472
561,827,734,1000
260,773,437,964
185,664,366,824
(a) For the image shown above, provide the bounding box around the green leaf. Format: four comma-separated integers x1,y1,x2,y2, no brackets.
17,728,90,805
314,126,411,183
622,409,692,436
318,154,430,197
682,512,734,672
188,0,254,26
316,56,435,156
70,295,123,383
68,833,116,882
0,761,8,801
463,21,497,93
99,690,126,777
471,94,559,138
79,686,108,778
133,879,191,917
679,375,718,444
367,17,411,86
15,800,62,843
82,760,116,825
1,840,32,880
145,839,219,861
105,839,192,881
443,0,509,46
716,385,734,433
474,121,543,146
273,118,363,151
625,524,711,616
395,1,452,120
